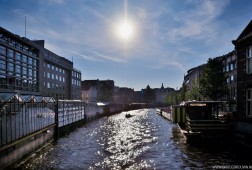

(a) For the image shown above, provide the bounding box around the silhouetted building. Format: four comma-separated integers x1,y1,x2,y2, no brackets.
153,83,175,104
232,20,252,146
113,87,134,104
81,79,114,102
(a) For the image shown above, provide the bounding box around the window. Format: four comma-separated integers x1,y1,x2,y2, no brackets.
28,69,32,77
22,55,27,63
16,65,21,74
34,59,37,67
22,67,27,75
0,45,6,56
16,52,21,61
47,82,50,88
226,65,229,72
8,49,14,58
246,89,252,116
230,75,234,82
226,77,230,83
247,45,252,58
47,63,50,69
246,45,252,74
47,72,50,78
8,63,14,72
0,60,6,70
52,65,54,70
52,73,54,79
223,66,226,73
34,70,37,79
28,57,33,65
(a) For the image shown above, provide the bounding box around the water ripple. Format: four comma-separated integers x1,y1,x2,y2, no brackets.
13,109,252,170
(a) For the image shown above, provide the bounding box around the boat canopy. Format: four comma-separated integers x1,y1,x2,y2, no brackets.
0,93,23,103
182,101,226,107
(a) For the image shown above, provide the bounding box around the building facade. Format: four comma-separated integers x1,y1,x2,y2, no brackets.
81,80,98,103
81,79,114,103
0,27,81,99
232,20,252,146
0,28,40,95
221,50,237,102
113,86,134,104
183,64,205,92
71,68,82,99
183,52,237,102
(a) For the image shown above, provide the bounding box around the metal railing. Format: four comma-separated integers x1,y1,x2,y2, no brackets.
0,94,87,148
57,100,85,127
0,96,55,147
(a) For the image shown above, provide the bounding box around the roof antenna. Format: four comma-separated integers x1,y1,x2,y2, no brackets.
25,15,27,38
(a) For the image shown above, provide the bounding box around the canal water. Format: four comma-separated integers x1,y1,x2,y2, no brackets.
14,109,252,169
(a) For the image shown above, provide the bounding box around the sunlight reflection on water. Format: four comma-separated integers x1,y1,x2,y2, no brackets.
14,108,251,170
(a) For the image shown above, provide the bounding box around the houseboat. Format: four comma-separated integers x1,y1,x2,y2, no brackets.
172,101,234,143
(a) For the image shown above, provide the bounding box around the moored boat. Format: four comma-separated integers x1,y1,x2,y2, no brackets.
172,101,234,143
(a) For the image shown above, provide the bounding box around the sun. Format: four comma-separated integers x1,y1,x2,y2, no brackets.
115,20,135,42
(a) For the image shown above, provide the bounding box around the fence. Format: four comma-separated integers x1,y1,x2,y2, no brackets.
57,100,85,127
0,93,88,148
0,93,55,147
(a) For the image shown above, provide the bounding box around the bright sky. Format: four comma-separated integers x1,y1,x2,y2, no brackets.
0,0,251,91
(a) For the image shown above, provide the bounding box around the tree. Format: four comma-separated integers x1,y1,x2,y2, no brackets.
199,58,228,100
181,83,186,102
165,91,181,105
165,92,175,105
186,79,203,101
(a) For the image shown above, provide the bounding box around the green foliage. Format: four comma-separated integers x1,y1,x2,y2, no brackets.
181,83,186,101
185,79,203,101
199,58,228,100
165,91,180,105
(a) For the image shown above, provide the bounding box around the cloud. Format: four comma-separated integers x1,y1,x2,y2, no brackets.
93,51,125,63
152,59,185,71
69,50,102,62
167,0,230,43
43,0,66,5
69,49,125,63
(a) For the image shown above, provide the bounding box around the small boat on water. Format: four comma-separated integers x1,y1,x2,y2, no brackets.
125,113,132,118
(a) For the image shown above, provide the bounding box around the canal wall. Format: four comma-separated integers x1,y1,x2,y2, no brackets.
0,100,129,169
0,125,55,169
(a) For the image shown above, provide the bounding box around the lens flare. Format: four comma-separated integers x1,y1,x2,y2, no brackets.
116,20,135,41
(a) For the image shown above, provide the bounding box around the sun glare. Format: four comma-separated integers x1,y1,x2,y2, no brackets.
115,20,135,42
